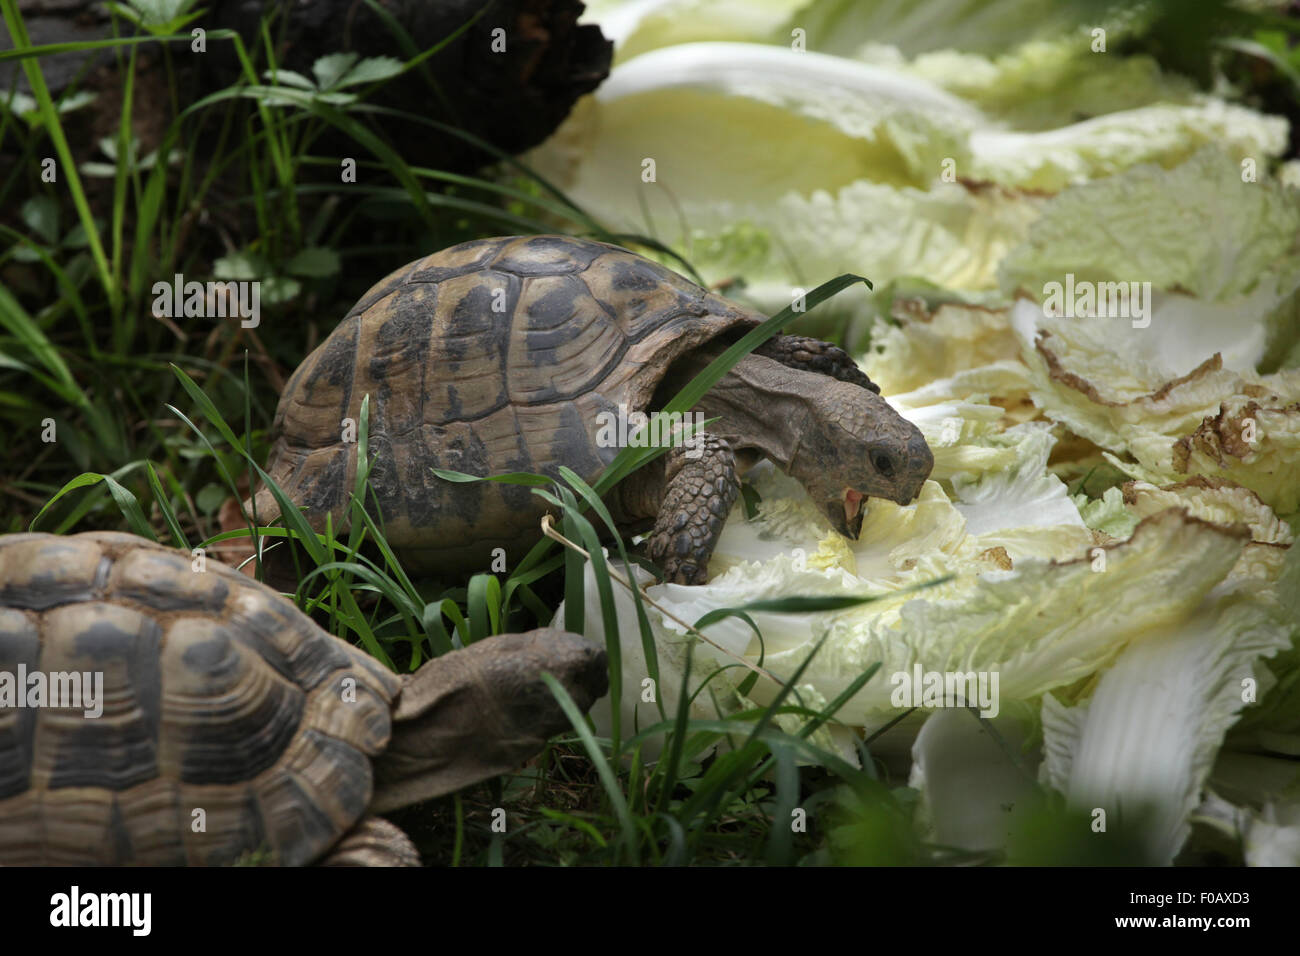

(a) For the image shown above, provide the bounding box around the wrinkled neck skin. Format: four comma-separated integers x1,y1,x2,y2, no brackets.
368,629,607,814
662,348,824,485
369,658,541,814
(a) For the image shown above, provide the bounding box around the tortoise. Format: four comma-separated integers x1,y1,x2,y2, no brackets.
253,235,933,584
0,531,607,866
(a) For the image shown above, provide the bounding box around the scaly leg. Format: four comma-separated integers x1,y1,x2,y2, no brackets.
638,435,741,585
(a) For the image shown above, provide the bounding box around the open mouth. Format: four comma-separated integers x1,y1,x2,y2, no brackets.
840,488,866,538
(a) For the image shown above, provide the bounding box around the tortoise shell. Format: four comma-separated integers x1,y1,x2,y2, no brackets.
259,234,761,573
0,531,400,866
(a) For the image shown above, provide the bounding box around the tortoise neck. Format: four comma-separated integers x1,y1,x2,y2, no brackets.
676,351,818,477
369,630,606,814
370,662,543,814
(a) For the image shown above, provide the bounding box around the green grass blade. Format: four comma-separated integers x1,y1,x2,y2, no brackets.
146,460,189,548
30,468,153,539
540,672,639,865
662,273,870,418
557,466,661,716
764,742,800,864
0,0,115,306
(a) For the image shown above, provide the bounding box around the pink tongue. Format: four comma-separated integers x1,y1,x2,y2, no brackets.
844,490,864,522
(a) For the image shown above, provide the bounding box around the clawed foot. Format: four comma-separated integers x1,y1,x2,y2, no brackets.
755,334,880,393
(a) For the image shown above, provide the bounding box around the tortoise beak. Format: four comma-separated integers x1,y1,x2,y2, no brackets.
897,431,935,503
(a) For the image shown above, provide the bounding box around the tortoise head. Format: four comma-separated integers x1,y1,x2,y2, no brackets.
790,380,933,539
370,629,607,813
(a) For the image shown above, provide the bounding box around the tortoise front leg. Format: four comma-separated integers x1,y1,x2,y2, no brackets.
754,334,880,393
639,435,740,585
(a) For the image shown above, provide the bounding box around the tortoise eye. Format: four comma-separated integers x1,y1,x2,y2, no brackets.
871,450,895,477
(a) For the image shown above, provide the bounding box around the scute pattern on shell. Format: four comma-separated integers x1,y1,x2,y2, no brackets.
258,235,761,573
0,532,400,866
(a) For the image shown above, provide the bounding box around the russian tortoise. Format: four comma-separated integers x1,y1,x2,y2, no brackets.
254,235,933,584
0,531,607,866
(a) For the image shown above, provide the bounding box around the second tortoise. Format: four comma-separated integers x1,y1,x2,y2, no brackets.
0,531,607,866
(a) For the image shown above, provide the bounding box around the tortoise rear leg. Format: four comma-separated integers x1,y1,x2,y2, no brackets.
320,817,420,867
628,435,740,585
754,335,880,393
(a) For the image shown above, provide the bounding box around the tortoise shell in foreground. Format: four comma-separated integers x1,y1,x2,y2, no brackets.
0,532,606,866
254,235,933,583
